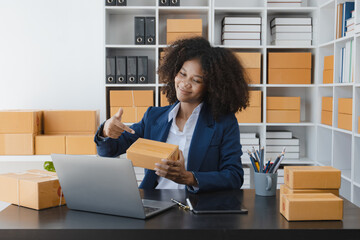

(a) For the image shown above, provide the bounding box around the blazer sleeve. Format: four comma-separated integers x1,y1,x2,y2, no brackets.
94,107,152,157
191,116,244,193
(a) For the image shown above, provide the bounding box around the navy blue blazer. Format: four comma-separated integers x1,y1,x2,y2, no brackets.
94,102,244,192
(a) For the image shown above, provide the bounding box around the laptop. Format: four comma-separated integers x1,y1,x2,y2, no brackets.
51,154,175,219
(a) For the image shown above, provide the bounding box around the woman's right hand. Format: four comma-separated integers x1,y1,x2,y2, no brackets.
103,108,135,139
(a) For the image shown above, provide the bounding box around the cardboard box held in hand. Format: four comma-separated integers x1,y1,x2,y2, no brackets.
126,138,179,170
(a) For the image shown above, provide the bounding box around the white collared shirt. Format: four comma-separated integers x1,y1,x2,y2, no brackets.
155,102,203,189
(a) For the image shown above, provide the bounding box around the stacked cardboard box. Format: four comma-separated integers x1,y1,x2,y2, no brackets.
35,110,99,155
110,90,154,123
234,52,261,84
266,131,300,160
338,98,352,131
280,166,343,221
126,138,179,170
268,52,311,84
222,17,261,46
270,17,312,46
166,19,202,44
321,97,333,126
0,169,66,210
160,91,170,107
323,55,334,84
235,91,262,123
0,110,43,155
266,97,300,123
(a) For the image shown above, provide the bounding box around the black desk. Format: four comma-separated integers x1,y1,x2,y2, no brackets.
0,189,359,240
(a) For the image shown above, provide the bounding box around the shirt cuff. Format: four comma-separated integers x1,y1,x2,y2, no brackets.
186,171,199,193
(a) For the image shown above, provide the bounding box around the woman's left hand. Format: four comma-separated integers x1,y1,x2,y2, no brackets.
154,150,197,186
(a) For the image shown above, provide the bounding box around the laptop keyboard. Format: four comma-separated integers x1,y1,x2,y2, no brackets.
144,206,160,215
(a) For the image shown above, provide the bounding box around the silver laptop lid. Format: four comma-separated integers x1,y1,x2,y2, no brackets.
51,154,146,219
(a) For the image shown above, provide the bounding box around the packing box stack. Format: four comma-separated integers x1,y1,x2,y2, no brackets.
266,131,300,160
235,90,262,123
270,17,312,46
323,55,334,84
234,52,261,84
268,52,311,84
0,110,43,155
126,138,179,170
0,169,66,210
337,98,352,131
280,166,343,221
266,96,301,123
166,19,202,44
321,97,333,126
109,90,154,123
222,17,261,46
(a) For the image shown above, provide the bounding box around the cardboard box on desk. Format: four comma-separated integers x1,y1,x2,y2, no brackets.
284,166,341,189
234,52,261,84
0,134,34,155
126,138,179,170
235,91,262,123
280,184,339,196
280,193,343,221
0,169,66,210
266,97,300,123
338,98,352,131
0,110,43,134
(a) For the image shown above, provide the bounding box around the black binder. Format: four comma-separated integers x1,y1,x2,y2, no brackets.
127,56,137,84
137,56,148,84
145,17,156,45
105,0,116,6
106,57,115,84
159,0,169,6
170,0,180,6
115,56,127,84
134,17,145,45
116,0,126,6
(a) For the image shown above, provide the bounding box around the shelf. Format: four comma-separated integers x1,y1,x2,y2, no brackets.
105,45,157,49
238,123,264,126
266,122,315,126
266,84,315,87
158,7,209,14
214,7,265,13
105,84,157,87
318,84,334,87
333,127,353,135
335,35,355,44
319,40,334,48
333,83,354,87
266,45,316,49
215,45,264,49
355,133,360,138
248,84,264,88
318,123,333,130
105,7,156,15
266,7,318,13
341,172,352,182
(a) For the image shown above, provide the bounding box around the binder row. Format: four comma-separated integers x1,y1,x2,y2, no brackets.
135,17,156,45
159,0,180,6
106,56,148,84
105,0,126,6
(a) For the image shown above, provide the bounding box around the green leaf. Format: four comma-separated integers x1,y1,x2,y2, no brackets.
44,161,56,172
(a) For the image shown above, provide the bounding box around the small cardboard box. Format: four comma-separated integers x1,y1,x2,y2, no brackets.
133,91,154,107
234,52,261,68
167,19,202,33
0,110,43,134
322,97,333,111
266,110,300,123
268,52,311,69
44,110,99,135
268,69,311,84
338,112,352,131
280,184,339,196
0,169,66,210
136,107,148,122
321,110,332,126
280,193,343,221
338,98,352,115
0,134,34,155
66,135,97,155
323,69,333,84
126,138,179,170
111,107,143,123
235,107,261,123
166,32,202,44
249,90,262,107
160,92,170,107
267,97,300,110
35,135,66,155
284,166,341,189
324,55,334,69
109,90,133,107
244,68,261,84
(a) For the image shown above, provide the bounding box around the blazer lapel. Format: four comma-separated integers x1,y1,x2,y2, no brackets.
151,104,176,142
187,103,215,171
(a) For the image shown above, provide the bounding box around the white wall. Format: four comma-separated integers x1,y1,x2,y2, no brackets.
0,0,106,123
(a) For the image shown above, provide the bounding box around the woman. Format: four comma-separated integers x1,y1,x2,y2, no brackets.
95,37,249,193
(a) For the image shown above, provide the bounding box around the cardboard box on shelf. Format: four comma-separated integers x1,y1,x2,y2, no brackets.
321,110,333,126
167,19,202,33
322,97,333,111
267,97,300,110
0,169,66,210
35,135,66,155
324,55,334,69
44,110,99,135
65,135,97,155
235,107,261,123
0,134,34,155
111,107,145,123
0,110,43,134
280,184,339,196
266,110,300,123
323,69,333,84
160,91,170,107
109,90,133,107
166,32,202,44
268,52,312,69
338,98,352,115
244,68,261,84
268,68,311,84
284,166,341,189
126,138,179,170
280,193,343,221
338,112,352,131
234,52,261,69
248,90,262,107
133,90,154,107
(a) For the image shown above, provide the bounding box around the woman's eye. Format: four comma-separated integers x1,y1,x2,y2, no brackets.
180,72,186,76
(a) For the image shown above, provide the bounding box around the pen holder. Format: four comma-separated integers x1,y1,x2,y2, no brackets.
254,172,278,196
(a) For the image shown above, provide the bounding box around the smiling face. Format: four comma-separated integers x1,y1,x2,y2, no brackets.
175,59,206,105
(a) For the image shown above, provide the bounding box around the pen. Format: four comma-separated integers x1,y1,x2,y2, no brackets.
247,149,258,172
171,198,190,210
186,198,193,211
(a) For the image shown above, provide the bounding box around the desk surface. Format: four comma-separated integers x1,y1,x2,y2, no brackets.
0,189,360,240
